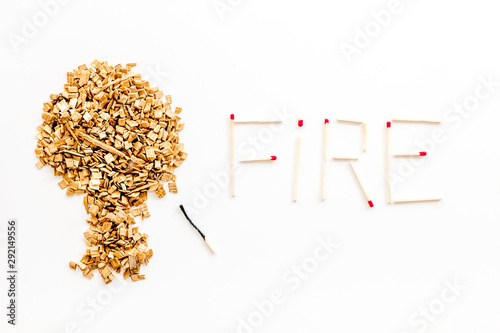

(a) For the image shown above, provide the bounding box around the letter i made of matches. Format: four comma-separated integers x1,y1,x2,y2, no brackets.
230,114,235,197
179,205,216,254
294,118,303,202
386,121,392,204
349,161,374,207
322,119,329,201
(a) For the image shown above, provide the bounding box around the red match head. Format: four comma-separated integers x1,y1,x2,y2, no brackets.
419,151,427,156
270,156,277,160
368,200,374,207
230,114,234,120
325,119,329,124
298,119,303,127
387,121,391,128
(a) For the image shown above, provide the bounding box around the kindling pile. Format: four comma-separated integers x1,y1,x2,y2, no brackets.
35,60,186,283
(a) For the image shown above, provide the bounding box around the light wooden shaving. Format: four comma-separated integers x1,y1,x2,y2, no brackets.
35,60,187,283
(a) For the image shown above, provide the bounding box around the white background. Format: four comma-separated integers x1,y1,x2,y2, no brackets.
1,0,500,332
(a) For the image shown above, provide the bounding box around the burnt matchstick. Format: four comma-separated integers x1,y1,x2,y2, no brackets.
240,156,277,162
394,152,427,157
179,205,216,254
349,161,374,207
386,121,392,204
322,119,329,201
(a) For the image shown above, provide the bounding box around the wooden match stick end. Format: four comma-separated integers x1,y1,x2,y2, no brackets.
204,237,216,254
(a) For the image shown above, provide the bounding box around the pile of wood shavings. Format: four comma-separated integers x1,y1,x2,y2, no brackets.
35,60,186,283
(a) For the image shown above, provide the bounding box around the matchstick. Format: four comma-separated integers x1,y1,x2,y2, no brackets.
230,114,235,197
322,119,329,201
349,161,374,207
233,120,282,124
336,118,363,124
203,237,216,254
240,156,277,162
394,152,427,157
363,123,367,152
293,137,302,202
332,156,359,160
179,205,216,254
387,121,392,204
392,119,441,124
393,198,441,204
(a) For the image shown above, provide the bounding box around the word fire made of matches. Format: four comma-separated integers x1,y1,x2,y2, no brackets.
229,116,442,206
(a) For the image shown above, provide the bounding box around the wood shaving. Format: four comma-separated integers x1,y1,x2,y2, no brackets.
35,60,187,283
